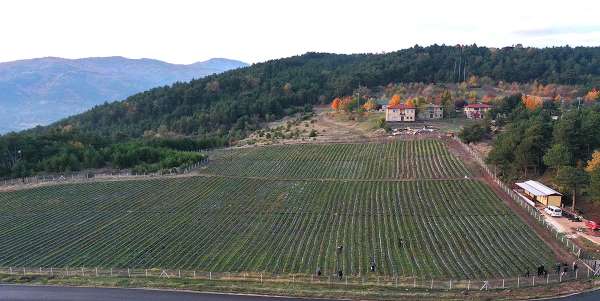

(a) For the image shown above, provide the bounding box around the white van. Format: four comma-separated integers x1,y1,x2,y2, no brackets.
544,206,562,217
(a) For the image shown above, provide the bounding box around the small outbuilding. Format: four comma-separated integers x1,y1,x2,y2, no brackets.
515,180,562,207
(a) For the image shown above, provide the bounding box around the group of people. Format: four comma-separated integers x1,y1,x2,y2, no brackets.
525,262,578,277
315,245,378,279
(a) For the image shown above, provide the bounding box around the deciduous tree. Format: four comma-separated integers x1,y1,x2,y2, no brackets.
331,98,341,110
389,94,401,106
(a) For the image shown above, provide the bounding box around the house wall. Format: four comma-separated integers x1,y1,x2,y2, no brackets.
534,194,562,207
547,195,562,207
386,109,415,122
418,108,443,119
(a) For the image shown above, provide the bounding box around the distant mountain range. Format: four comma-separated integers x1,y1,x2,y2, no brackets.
0,56,248,133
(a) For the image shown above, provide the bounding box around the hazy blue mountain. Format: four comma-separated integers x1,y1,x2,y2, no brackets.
0,56,248,133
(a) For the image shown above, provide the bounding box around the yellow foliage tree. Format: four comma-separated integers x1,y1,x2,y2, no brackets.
362,99,377,111
405,99,415,107
586,151,600,173
389,94,401,106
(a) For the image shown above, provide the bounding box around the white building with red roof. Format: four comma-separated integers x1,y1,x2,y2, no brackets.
385,104,416,122
464,103,492,119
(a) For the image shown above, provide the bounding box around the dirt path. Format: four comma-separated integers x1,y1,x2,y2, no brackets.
445,138,576,264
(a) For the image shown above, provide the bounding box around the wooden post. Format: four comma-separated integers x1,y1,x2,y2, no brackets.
145,269,148,278
95,267,98,277
467,279,470,290
517,276,520,288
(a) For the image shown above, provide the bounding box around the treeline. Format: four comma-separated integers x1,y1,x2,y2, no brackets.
485,95,600,205
4,45,600,178
0,129,206,178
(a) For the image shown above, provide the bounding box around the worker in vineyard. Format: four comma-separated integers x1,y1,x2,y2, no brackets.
338,270,343,280
316,267,322,277
399,238,404,247
337,245,343,253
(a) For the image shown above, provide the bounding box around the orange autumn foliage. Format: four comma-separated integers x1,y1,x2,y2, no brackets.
331,98,341,110
389,94,401,106
522,95,543,110
405,99,415,107
584,88,600,103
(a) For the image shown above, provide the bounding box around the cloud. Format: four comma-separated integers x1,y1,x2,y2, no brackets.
514,25,600,37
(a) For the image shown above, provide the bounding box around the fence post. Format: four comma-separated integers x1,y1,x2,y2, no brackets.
502,279,505,289
127,268,130,278
532,276,535,286
430,279,433,290
467,279,470,290
110,268,113,277
145,269,148,278
95,267,98,277
209,271,212,280
449,279,452,290
517,276,520,288
50,267,52,277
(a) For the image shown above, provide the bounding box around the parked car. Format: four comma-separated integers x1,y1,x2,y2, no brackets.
544,206,562,217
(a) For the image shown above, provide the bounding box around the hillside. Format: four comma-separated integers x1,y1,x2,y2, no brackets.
3,45,600,179
57,45,600,140
0,56,248,133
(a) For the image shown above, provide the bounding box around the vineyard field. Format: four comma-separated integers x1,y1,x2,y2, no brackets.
202,140,471,179
0,176,555,279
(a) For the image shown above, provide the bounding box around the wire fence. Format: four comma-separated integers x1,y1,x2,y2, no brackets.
0,157,210,189
0,266,595,291
452,137,585,260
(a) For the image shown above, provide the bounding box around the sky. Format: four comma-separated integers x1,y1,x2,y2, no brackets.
2,0,600,64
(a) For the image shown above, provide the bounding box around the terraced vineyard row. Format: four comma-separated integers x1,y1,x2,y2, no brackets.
202,140,470,179
0,176,555,279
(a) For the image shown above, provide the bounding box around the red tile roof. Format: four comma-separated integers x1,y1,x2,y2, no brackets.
465,103,492,109
387,104,415,110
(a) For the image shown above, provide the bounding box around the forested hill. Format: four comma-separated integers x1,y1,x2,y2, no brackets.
56,45,600,140
2,45,600,178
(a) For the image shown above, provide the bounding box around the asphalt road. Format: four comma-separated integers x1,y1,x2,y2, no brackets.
0,285,336,301
0,284,598,301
